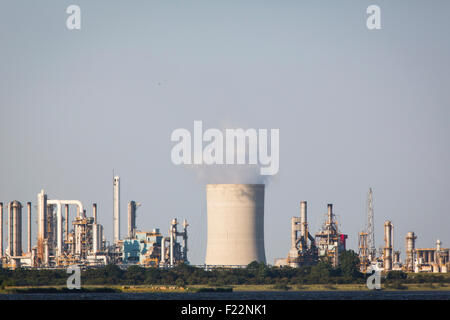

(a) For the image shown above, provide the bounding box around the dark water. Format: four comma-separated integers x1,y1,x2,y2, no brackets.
1,291,449,300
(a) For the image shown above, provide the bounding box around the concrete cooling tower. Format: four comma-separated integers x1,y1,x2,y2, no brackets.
205,184,266,266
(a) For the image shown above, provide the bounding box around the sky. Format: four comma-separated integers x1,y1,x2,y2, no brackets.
0,0,449,265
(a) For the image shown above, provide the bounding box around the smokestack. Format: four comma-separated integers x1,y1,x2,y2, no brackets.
327,204,333,224
113,176,120,244
300,201,307,239
128,201,136,239
93,203,97,224
0,202,3,258
27,202,31,253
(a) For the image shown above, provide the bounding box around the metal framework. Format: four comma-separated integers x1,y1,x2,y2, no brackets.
366,188,376,259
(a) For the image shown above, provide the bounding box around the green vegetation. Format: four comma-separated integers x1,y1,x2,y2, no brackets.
0,250,449,292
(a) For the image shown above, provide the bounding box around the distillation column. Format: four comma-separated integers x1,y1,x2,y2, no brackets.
8,201,23,257
405,232,417,272
383,221,393,271
27,202,31,253
113,176,120,244
37,190,47,262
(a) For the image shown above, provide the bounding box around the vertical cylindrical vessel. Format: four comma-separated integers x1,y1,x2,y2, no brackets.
37,190,47,261
300,201,307,238
10,201,22,257
384,221,393,271
205,184,266,266
405,231,417,271
113,176,120,244
7,203,12,256
27,202,31,253
64,204,69,242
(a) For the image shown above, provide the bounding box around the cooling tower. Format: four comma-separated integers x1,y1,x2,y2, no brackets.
205,184,266,266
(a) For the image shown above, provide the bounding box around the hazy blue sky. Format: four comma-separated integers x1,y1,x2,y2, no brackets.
1,1,449,265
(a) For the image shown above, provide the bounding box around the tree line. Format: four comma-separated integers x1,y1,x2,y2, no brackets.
0,250,447,287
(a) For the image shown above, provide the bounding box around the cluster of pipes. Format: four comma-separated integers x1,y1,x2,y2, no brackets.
364,221,449,273
36,190,105,266
115,176,189,266
160,218,189,267
287,201,317,267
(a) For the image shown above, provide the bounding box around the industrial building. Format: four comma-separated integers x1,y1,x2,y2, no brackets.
0,176,189,269
205,184,266,267
1,182,448,274
275,202,347,268
357,189,449,274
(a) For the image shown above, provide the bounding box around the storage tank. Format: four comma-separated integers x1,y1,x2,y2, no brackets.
205,184,266,266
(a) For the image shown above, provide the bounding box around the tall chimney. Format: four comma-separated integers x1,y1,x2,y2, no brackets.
128,201,136,239
93,203,97,223
327,204,333,224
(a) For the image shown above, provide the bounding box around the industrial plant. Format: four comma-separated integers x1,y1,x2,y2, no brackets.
0,176,189,269
356,189,449,273
274,202,348,268
0,181,448,274
274,188,449,274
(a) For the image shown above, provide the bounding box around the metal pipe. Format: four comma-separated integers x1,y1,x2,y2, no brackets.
170,226,174,266
27,202,31,253
47,199,85,257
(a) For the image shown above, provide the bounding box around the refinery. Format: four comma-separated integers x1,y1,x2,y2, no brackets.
0,182,448,274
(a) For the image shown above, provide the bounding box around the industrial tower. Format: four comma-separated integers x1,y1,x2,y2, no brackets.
367,188,376,259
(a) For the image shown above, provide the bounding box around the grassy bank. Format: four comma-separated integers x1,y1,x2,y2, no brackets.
1,282,448,294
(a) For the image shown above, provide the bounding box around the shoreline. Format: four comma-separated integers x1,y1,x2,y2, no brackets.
1,283,449,294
